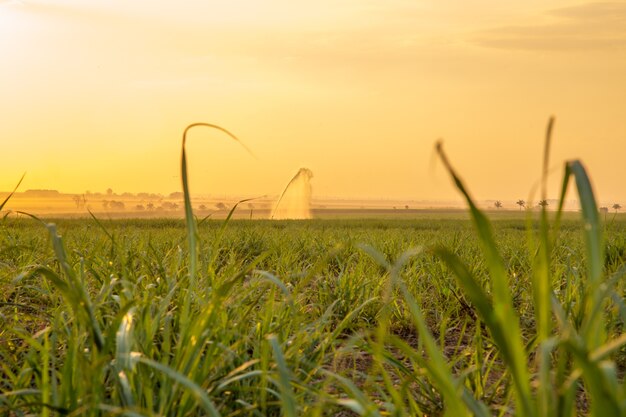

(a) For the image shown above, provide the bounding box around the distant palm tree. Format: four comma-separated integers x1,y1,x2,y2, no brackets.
516,199,525,211
613,203,622,213
538,200,549,208
494,200,503,209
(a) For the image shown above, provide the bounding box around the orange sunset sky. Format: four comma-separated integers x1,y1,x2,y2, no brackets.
1,0,625,203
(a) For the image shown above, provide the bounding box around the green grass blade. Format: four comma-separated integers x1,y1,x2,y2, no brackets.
0,173,25,212
268,334,297,417
209,195,266,268
137,356,220,417
398,279,471,417
435,143,533,417
568,161,605,348
180,123,252,286
432,247,533,416
87,208,116,247
533,118,559,345
47,223,105,351
115,309,136,407
530,118,559,416
320,370,381,417
216,370,263,392
435,142,509,291
568,161,603,284
253,270,293,300
561,339,622,416
541,117,555,203
21,215,106,352
41,330,50,417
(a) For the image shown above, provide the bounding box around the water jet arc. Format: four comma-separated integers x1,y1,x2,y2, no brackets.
271,168,313,219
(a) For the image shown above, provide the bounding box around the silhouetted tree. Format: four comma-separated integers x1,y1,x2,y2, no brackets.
215,202,227,210
494,201,502,209
613,203,622,213
110,201,125,210
516,199,525,211
538,200,549,208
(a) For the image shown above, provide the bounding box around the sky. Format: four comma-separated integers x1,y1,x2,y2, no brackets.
1,0,625,204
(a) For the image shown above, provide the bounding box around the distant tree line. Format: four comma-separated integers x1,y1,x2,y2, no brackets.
496,199,622,214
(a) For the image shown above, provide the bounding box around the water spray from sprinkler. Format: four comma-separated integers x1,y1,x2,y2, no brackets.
272,168,314,220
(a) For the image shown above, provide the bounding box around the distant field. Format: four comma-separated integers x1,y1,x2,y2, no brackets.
1,196,599,221
1,192,591,220
2,214,626,415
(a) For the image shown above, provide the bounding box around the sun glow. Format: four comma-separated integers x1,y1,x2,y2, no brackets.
1,0,625,205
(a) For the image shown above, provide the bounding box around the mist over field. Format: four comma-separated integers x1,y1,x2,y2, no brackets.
0,187,592,219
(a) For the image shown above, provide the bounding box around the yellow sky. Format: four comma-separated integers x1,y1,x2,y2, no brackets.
1,0,625,203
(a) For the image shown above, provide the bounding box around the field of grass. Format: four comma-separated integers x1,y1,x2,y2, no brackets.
3,122,626,416
2,208,626,416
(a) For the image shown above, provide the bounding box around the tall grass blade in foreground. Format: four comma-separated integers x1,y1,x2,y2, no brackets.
530,117,555,416
553,160,624,416
180,122,253,286
435,140,534,417
414,120,626,416
179,122,255,352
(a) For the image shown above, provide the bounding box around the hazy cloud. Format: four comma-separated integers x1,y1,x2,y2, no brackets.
473,1,626,51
